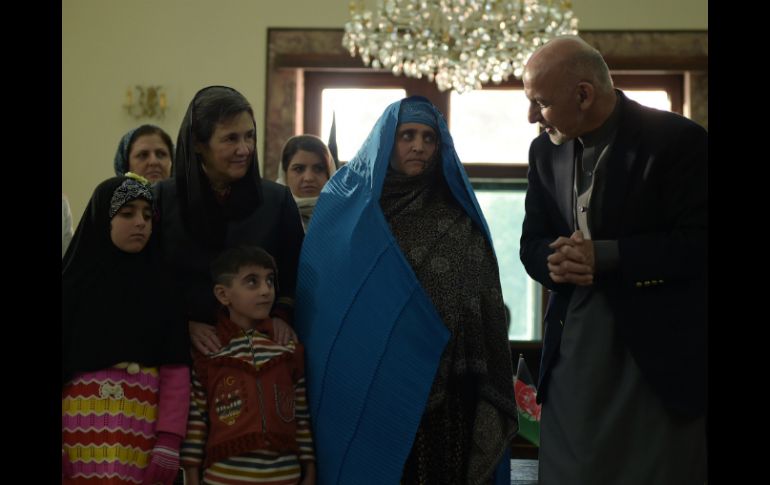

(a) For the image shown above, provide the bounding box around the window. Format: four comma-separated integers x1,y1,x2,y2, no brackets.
623,90,671,111
319,88,406,161
304,72,445,159
472,182,541,340
449,90,537,165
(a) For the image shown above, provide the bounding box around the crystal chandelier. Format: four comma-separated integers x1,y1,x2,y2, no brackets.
343,0,579,93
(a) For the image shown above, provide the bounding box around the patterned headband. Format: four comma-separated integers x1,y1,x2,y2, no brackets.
109,174,153,218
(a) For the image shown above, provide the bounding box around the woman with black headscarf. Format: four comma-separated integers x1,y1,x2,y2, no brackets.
153,86,305,354
62,174,191,484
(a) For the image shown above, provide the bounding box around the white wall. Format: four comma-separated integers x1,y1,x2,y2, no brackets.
62,0,707,225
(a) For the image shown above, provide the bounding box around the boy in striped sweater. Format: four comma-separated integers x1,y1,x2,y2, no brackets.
181,246,315,485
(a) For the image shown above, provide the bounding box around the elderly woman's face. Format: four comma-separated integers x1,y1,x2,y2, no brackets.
128,134,172,183
390,123,438,176
197,111,255,186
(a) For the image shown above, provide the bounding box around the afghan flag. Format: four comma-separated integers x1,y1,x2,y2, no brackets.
514,353,541,446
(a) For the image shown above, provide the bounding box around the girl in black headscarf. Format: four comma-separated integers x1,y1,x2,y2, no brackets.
62,174,191,485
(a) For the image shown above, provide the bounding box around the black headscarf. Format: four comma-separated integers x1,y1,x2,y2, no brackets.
174,85,263,249
62,175,190,384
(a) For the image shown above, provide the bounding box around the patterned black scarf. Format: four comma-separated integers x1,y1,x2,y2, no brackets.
380,161,518,484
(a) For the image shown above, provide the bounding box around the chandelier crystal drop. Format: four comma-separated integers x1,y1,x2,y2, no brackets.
343,0,579,93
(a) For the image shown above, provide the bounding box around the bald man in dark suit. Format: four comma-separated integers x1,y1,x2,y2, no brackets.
519,36,707,484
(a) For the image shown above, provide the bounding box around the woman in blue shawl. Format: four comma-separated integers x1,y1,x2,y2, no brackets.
295,96,518,484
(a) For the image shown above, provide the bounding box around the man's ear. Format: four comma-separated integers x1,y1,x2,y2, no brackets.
576,82,595,110
213,284,230,306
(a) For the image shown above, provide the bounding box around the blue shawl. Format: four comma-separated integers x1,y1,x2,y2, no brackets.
295,96,509,484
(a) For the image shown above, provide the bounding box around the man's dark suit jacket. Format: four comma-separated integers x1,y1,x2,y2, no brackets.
520,90,707,418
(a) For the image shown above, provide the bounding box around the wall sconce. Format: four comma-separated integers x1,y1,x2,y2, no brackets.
123,85,167,119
